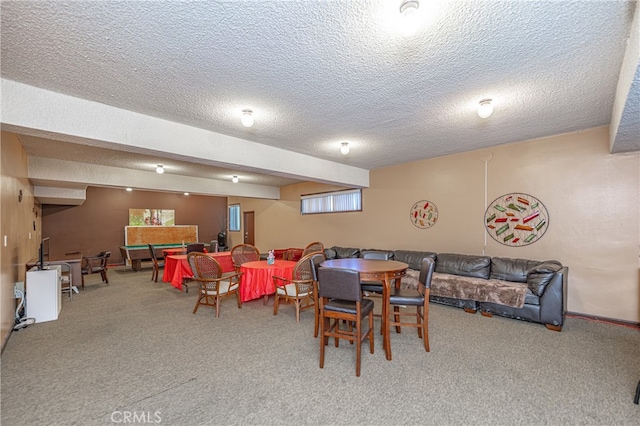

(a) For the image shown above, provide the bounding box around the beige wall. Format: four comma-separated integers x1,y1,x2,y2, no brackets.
1,132,41,350
230,126,640,323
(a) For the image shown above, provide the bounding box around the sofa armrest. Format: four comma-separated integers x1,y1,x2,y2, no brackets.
539,266,568,328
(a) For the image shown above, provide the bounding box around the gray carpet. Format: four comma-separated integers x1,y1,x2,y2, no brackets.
2,265,639,426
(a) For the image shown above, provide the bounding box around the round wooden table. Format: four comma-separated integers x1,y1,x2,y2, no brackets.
320,258,408,360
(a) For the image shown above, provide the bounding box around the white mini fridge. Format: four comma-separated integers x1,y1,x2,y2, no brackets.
26,265,62,323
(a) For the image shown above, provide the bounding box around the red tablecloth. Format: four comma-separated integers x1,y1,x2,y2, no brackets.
162,252,234,290
240,260,296,302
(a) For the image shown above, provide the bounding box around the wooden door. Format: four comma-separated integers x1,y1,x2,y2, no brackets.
243,211,255,245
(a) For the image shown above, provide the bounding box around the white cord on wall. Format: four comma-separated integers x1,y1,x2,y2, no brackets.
481,152,493,256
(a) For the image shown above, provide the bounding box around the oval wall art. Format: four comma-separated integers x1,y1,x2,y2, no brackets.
410,200,438,229
485,193,549,246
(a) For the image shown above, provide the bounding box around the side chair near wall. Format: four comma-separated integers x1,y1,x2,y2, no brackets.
318,267,374,377
81,251,110,289
230,244,260,272
188,252,243,318
147,244,165,282
386,257,435,360
272,251,326,328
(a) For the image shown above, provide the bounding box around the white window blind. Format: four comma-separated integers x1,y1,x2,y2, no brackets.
229,204,240,231
300,189,362,215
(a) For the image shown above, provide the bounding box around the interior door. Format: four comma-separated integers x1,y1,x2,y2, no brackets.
243,211,255,245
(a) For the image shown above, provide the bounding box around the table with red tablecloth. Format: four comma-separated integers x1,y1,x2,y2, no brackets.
240,260,296,303
162,252,234,290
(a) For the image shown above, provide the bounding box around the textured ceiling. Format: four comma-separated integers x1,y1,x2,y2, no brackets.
1,0,638,198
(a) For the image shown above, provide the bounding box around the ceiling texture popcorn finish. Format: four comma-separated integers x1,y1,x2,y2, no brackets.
1,0,638,203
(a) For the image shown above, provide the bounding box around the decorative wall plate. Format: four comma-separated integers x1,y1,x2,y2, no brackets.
410,200,438,229
485,193,549,246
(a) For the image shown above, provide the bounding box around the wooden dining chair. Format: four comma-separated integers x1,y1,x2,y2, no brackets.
272,251,325,327
81,251,110,289
188,252,243,318
386,257,435,360
148,244,165,282
318,267,374,377
186,243,205,254
308,251,327,338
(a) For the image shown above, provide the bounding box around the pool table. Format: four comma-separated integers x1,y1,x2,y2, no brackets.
120,243,199,271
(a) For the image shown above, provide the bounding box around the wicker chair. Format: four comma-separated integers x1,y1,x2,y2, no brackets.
148,243,165,282
230,244,260,272
302,241,324,256
272,251,325,326
188,252,243,318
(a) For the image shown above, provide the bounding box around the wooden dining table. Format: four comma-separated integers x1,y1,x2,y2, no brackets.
320,258,408,361
162,251,234,290
240,260,296,303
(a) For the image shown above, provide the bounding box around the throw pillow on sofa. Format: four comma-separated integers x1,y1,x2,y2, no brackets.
526,261,563,296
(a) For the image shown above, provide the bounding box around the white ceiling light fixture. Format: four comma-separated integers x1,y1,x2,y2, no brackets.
399,0,420,34
400,0,419,15
156,164,165,174
232,175,239,183
477,99,494,118
184,192,189,196
340,142,350,155
241,109,254,128
126,187,132,192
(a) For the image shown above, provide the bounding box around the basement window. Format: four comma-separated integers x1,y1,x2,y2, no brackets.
301,189,362,215
229,204,240,231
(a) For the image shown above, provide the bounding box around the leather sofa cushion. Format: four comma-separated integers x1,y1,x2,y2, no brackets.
360,249,395,260
394,250,437,270
526,261,562,296
331,246,361,259
490,257,541,283
435,253,491,279
324,248,337,260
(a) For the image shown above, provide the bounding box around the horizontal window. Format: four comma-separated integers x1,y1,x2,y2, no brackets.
301,189,362,215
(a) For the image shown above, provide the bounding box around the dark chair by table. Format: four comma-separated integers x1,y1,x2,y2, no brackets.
273,251,325,325
81,251,110,288
186,243,205,254
230,244,260,272
359,250,394,295
148,244,165,282
188,252,242,318
387,257,435,357
318,267,374,377
309,251,327,338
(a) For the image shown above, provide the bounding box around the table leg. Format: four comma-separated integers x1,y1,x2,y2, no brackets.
132,259,142,271
383,276,392,361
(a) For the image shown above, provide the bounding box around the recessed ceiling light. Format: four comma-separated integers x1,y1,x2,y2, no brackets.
126,188,132,192
184,192,189,196
241,110,254,128
156,164,165,174
477,99,494,118
232,175,239,183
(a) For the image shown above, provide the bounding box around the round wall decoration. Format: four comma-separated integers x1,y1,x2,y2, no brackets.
410,200,438,229
485,193,549,246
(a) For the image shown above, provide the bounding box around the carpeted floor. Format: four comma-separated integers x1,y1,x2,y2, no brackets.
2,265,639,425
